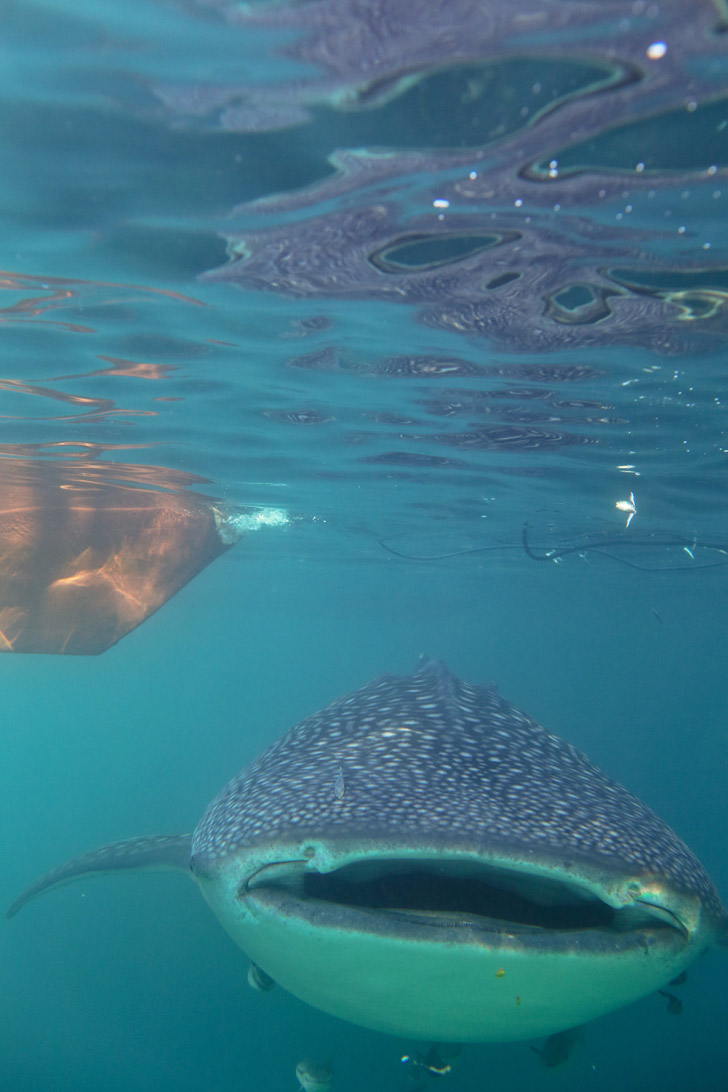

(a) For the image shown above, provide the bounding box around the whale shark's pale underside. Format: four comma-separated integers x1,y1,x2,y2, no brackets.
8,660,727,1041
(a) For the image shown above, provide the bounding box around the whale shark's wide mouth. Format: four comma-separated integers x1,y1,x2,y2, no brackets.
245,854,689,942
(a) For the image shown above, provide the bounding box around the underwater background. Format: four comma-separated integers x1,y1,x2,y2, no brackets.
2,0,728,1089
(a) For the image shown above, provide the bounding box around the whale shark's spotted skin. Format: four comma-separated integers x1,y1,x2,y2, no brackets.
7,659,727,1043
193,660,723,919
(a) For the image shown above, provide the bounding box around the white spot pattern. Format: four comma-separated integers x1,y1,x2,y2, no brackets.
192,661,722,917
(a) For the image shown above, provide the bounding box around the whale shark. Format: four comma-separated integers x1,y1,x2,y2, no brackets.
7,659,727,1041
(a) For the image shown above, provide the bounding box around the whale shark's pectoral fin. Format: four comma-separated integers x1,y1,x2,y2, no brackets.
6,833,193,919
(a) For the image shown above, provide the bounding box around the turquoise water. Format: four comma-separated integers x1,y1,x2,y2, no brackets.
2,1,728,1089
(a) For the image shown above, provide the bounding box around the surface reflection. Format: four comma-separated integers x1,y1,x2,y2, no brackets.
195,0,727,353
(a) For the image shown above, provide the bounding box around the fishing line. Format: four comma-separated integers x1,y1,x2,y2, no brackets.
377,526,728,572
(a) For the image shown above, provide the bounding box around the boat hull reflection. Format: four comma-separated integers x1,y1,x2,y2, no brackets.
0,461,233,654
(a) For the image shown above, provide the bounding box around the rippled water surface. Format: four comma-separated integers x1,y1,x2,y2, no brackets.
2,1,728,1089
